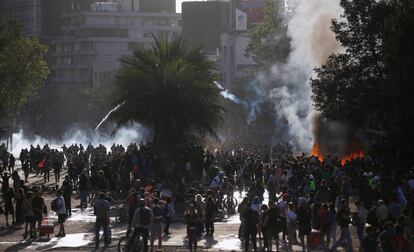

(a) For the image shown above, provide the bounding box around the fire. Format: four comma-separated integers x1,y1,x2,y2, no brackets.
311,143,364,165
311,144,324,162
340,150,364,166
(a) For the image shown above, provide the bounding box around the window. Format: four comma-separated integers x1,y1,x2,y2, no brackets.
74,43,81,51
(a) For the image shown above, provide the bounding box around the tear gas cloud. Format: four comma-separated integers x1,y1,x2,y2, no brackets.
252,0,343,151
6,123,151,156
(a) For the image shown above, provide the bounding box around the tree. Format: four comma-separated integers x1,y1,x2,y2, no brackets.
111,36,224,151
0,19,49,144
311,0,414,160
246,0,290,69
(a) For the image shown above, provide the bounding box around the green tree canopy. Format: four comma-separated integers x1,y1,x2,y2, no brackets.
112,36,224,150
311,0,414,158
0,18,49,138
246,0,290,69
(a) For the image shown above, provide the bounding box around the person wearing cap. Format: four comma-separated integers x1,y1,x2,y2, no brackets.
94,192,111,248
376,199,389,229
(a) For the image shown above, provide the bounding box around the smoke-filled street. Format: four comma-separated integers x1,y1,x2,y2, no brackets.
1,0,414,252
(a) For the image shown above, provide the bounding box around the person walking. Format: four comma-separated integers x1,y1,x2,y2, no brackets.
23,191,35,239
163,197,174,235
286,202,298,249
185,204,200,252
94,192,111,248
151,198,163,252
15,187,25,224
330,199,353,252
205,196,217,236
32,190,47,231
61,176,73,217
53,190,67,237
8,154,15,172
354,200,367,242
22,159,30,183
243,204,259,252
3,187,15,227
78,173,89,209
129,198,153,252
297,199,312,252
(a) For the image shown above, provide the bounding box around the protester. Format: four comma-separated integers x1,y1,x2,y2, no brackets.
243,201,259,252
129,198,153,252
61,176,73,217
205,196,217,236
185,204,200,252
151,198,163,252
163,197,174,236
53,190,67,237
32,190,47,231
94,192,111,248
330,199,353,252
23,191,35,239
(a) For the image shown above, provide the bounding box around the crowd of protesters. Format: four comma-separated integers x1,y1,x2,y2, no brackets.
0,142,413,252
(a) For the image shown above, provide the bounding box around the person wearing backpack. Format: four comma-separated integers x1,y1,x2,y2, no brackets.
151,198,163,252
319,203,333,247
163,197,174,235
52,189,67,237
129,198,153,252
94,192,111,248
330,199,353,252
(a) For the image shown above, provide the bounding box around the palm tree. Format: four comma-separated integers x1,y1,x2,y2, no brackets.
112,35,223,151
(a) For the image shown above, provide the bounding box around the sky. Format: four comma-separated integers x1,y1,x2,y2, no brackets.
176,0,203,13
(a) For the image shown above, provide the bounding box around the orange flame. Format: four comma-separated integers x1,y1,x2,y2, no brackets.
340,150,364,166
311,144,324,162
311,143,364,166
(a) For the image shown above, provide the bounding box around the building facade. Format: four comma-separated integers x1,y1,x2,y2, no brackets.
0,0,42,36
48,1,181,91
182,1,231,54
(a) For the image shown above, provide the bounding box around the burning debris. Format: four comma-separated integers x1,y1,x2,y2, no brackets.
311,113,364,165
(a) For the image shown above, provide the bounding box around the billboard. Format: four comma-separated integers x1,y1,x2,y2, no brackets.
235,0,266,28
235,8,247,31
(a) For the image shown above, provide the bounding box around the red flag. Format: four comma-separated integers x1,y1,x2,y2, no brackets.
37,158,46,169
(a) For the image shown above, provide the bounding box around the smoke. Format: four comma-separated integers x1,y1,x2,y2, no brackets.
94,101,126,131
214,81,248,107
262,0,343,151
6,123,151,156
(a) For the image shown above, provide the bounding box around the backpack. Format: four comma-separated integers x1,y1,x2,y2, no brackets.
139,207,151,225
152,205,163,223
163,204,170,218
94,199,110,219
51,198,59,212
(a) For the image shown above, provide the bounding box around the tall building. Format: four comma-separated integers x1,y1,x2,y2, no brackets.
0,0,43,37
48,0,181,91
182,1,230,54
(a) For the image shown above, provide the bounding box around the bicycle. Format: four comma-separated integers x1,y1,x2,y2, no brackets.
223,194,238,214
118,229,143,252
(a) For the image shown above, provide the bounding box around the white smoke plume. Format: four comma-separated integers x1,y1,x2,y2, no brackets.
6,123,151,156
265,0,343,151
